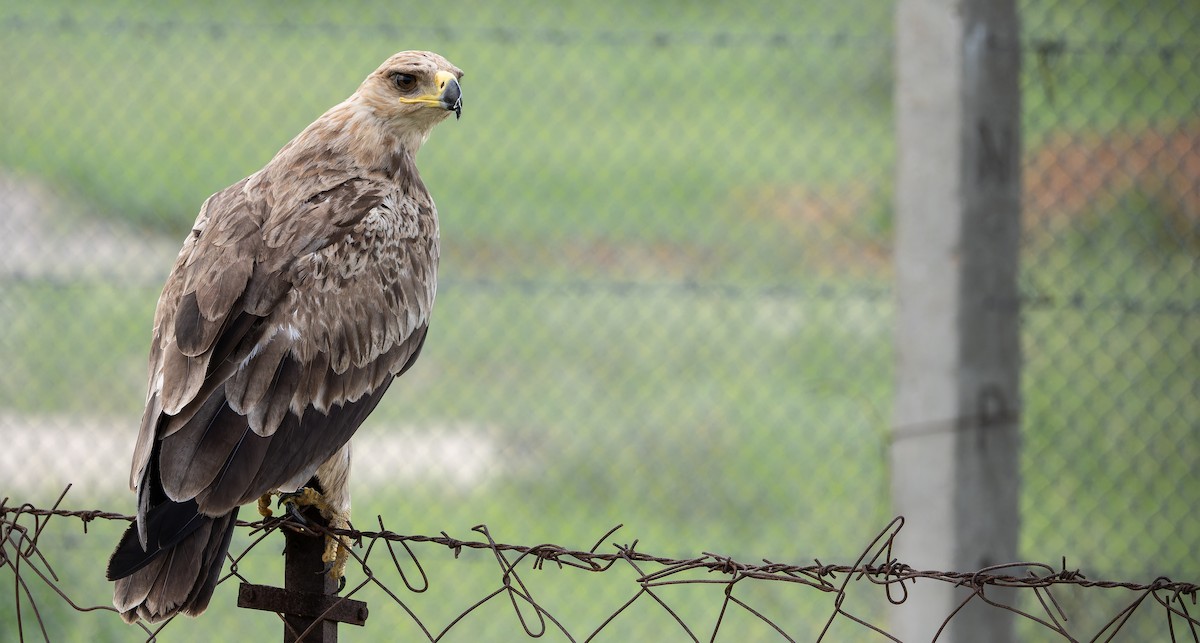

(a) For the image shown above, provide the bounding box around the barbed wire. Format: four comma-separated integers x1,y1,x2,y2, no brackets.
0,15,889,50
1,14,1197,58
3,486,1198,642
4,271,1194,319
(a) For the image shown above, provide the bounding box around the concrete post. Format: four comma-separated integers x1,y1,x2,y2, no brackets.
891,0,1022,640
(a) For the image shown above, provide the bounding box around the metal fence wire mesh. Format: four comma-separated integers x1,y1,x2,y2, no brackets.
0,1,1196,641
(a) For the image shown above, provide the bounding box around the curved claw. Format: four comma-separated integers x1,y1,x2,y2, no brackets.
318,560,349,592
276,488,325,525
284,501,310,525
277,486,351,586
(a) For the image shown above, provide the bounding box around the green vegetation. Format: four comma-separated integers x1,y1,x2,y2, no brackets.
1,0,1197,640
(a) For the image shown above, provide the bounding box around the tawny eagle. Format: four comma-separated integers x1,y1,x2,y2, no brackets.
106,50,463,624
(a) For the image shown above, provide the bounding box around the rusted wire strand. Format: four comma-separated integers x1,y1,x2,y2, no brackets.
3,490,1198,642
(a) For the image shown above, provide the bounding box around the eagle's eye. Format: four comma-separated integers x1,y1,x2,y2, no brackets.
391,72,418,92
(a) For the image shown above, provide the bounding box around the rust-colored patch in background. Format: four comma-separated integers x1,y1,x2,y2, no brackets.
735,181,893,277
740,121,1199,271
445,125,1197,282
1024,122,1200,242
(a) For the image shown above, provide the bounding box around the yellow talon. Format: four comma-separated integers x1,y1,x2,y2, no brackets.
276,487,350,582
257,493,274,518
276,486,331,518
278,487,329,513
322,532,351,581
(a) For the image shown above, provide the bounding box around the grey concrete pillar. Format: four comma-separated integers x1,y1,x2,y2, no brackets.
891,0,1022,640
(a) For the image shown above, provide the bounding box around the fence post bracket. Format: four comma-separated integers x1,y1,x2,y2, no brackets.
237,583,369,626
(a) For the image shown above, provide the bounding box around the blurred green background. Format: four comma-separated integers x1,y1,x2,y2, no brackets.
0,0,1197,640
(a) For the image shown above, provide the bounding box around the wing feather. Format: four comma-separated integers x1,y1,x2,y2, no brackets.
174,184,260,356
131,149,438,520
253,355,304,439
234,377,395,508
225,329,290,418
157,393,233,500
159,311,265,440
195,427,272,512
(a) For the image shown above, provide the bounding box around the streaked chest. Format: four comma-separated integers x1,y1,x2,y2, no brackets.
302,193,439,288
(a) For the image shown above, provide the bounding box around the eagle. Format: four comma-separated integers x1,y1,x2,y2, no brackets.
106,50,463,624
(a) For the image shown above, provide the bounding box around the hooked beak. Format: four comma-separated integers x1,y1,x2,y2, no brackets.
436,70,463,120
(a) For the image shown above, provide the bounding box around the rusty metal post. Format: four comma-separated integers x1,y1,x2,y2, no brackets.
281,513,340,643
239,506,368,642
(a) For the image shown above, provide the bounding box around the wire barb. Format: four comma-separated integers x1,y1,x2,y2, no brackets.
3,489,1199,641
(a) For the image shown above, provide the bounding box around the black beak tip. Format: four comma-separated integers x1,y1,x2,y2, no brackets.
442,78,462,120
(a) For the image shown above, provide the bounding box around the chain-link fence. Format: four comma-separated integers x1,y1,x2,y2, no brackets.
0,1,1195,641
1016,2,1199,635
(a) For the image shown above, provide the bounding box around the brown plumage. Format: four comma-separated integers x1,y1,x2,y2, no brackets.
107,50,463,624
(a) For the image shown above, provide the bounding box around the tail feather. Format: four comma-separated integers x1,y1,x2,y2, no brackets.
108,502,239,624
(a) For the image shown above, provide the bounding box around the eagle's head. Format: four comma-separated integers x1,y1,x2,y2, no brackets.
355,50,463,141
